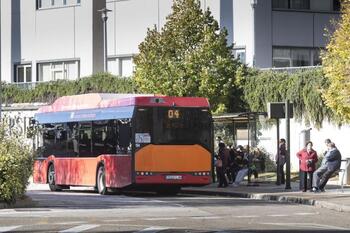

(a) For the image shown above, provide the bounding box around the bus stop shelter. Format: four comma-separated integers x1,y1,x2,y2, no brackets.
213,112,267,151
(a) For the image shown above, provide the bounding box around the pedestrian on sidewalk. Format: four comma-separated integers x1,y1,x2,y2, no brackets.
275,138,286,185
296,141,318,192
216,142,229,188
312,142,341,192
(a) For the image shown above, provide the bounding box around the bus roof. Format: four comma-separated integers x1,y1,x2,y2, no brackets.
38,93,210,113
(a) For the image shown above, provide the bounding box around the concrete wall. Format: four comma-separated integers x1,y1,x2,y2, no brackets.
258,119,350,172
255,0,273,68
272,11,339,48
0,0,104,83
233,0,253,66
1,0,12,82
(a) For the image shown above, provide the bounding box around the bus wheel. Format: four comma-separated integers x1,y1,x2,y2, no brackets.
97,166,107,195
48,164,62,192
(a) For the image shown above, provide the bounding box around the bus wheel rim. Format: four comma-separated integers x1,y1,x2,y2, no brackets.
49,166,55,184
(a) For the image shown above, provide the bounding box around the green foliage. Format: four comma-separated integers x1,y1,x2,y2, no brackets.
0,122,33,204
1,73,135,104
241,68,338,128
322,1,350,122
133,0,243,113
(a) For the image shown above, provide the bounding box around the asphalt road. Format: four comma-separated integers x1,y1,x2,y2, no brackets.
1,185,350,233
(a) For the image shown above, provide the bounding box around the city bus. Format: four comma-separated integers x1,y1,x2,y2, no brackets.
33,93,213,195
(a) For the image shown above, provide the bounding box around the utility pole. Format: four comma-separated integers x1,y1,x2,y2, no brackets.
276,119,280,185
250,0,257,67
285,100,291,189
98,8,112,73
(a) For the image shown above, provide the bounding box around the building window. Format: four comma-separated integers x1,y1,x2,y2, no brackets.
233,48,246,64
333,0,341,11
36,0,81,9
272,0,310,10
273,47,321,68
37,60,79,82
15,65,32,83
107,56,134,77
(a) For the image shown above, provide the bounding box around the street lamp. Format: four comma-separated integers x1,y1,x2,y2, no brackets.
98,8,112,73
250,0,257,67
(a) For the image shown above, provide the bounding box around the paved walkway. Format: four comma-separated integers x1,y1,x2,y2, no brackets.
182,181,350,213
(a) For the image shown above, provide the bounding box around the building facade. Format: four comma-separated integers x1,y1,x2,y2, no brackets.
0,0,341,86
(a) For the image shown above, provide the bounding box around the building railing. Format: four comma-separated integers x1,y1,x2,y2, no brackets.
259,66,321,73
6,82,46,90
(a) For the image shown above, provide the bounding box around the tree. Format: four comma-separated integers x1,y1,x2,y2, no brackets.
322,1,350,122
133,0,243,113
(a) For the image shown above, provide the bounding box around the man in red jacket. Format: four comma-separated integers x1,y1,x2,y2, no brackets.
296,141,318,192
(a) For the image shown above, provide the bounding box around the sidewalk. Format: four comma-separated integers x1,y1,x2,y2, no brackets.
182,181,350,213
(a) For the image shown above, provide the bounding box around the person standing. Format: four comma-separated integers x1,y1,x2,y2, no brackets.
296,141,318,192
276,139,287,185
312,142,341,192
216,142,229,188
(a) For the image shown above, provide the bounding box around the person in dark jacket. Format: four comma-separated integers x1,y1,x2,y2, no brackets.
296,141,318,192
275,139,287,185
312,142,342,192
216,142,229,188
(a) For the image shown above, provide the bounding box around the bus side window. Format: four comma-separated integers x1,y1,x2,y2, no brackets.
117,120,132,154
42,124,55,157
78,122,92,157
55,124,68,157
67,123,79,157
92,120,117,156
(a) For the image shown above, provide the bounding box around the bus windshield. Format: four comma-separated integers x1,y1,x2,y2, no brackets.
135,107,212,150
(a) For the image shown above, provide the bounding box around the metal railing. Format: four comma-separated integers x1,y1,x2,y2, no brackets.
9,81,46,90
259,65,321,73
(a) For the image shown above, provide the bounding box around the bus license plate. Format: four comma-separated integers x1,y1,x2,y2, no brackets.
165,175,182,180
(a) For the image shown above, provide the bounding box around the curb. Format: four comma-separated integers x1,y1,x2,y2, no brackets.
180,189,350,213
0,196,36,209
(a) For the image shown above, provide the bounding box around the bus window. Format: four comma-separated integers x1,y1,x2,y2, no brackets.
55,124,68,156
117,120,132,154
42,124,55,157
79,122,92,157
67,123,79,156
92,120,117,155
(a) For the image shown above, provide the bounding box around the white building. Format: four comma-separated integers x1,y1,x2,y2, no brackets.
0,0,341,86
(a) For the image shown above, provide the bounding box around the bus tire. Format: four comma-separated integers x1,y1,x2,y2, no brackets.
48,164,62,192
97,165,108,195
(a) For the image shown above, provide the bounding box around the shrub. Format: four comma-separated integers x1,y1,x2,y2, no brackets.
1,73,135,104
0,121,33,204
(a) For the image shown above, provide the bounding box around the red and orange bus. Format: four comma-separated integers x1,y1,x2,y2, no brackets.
33,93,213,194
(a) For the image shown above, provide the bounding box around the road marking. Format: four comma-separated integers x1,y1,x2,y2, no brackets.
0,226,22,233
234,215,259,218
267,214,289,217
59,224,99,233
137,226,170,232
103,219,132,222
145,217,177,221
260,222,350,230
293,212,316,216
191,216,222,220
56,222,87,225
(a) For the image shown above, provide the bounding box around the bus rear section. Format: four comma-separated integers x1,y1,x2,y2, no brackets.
133,106,213,189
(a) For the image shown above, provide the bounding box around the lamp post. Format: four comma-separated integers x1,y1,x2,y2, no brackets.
98,8,112,73
250,0,257,67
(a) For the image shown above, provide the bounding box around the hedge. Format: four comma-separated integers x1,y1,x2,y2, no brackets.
1,73,135,104
241,68,339,128
0,122,33,204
